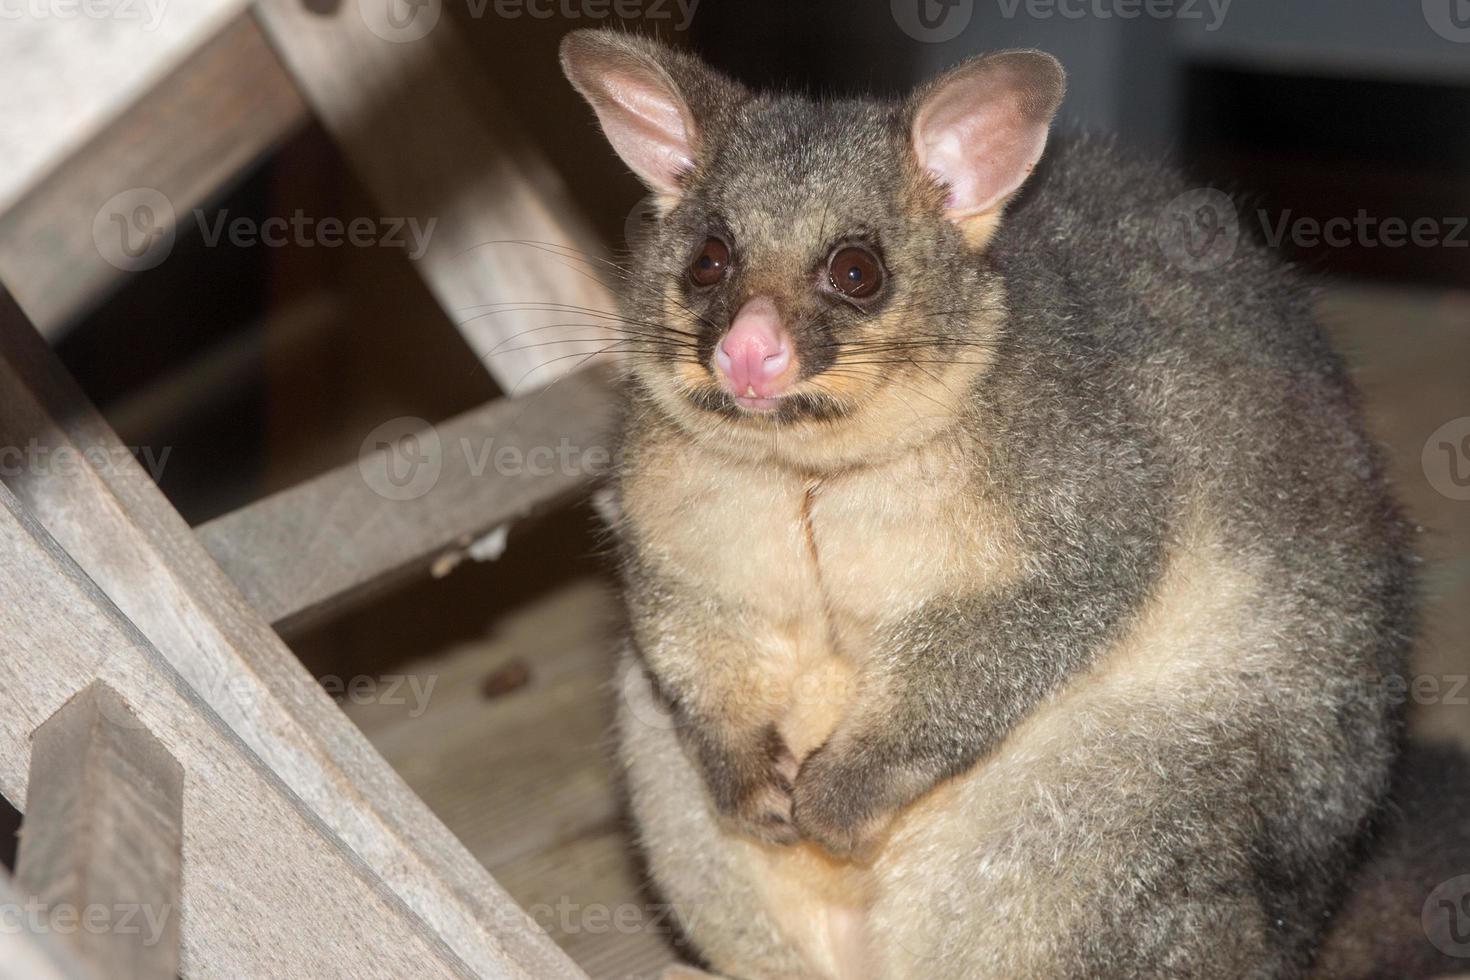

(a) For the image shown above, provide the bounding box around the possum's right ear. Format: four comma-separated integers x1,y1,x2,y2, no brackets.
560,31,743,199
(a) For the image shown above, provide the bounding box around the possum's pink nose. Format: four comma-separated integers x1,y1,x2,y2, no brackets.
715,297,794,408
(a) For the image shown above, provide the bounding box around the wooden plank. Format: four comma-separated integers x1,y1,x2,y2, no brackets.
15,683,183,980
251,0,618,392
0,481,479,978
349,578,622,871
0,289,584,979
343,576,680,979
195,367,614,630
0,870,94,980
0,0,253,214
0,15,309,337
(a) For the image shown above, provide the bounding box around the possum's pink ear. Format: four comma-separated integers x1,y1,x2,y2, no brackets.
911,50,1065,245
561,31,729,198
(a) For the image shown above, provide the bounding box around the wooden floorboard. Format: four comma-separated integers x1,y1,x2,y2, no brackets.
340,576,679,979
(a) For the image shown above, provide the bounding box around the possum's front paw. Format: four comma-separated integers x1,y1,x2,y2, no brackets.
792,740,894,858
699,724,801,846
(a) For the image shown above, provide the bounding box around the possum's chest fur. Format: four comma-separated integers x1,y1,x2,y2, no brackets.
621,428,1015,756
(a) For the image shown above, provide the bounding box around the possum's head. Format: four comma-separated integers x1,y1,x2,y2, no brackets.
561,31,1063,467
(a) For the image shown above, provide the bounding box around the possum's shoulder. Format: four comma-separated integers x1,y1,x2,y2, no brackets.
989,131,1335,384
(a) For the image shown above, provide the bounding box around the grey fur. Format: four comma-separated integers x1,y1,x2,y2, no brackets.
564,30,1418,979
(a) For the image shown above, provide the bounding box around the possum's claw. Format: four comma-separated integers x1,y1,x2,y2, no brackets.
702,724,801,846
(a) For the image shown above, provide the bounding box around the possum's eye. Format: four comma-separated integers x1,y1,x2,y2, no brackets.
826,244,885,300
689,237,731,288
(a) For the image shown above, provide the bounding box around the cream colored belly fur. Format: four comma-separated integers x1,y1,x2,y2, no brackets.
620,440,1268,979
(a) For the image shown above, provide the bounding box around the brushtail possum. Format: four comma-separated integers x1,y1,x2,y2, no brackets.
560,30,1447,979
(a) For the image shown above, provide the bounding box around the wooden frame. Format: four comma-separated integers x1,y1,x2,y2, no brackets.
15,682,184,980
0,2,621,975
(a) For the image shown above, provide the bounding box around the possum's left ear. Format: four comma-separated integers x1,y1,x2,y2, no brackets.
910,50,1065,247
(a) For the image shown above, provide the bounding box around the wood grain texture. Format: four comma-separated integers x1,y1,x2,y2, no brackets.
0,0,251,213
195,365,614,631
250,0,618,392
343,577,681,979
0,289,585,978
0,15,308,337
15,683,183,980
0,870,94,980
0,483,479,978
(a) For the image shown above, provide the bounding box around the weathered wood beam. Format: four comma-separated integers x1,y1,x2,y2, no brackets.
0,482,481,977
251,0,618,391
15,683,183,980
195,366,614,631
0,870,94,980
0,15,308,337
0,289,585,978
